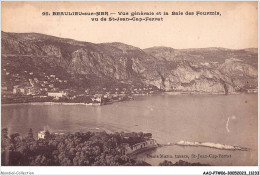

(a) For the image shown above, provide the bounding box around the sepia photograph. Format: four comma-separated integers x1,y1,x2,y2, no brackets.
0,1,259,174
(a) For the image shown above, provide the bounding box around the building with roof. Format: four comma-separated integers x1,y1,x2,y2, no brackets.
121,139,157,155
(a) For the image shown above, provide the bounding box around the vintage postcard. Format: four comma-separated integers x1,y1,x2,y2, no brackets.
1,1,259,175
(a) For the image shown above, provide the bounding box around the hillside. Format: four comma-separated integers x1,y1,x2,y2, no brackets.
1,31,258,94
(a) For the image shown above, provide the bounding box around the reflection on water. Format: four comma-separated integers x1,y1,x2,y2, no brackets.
1,94,258,166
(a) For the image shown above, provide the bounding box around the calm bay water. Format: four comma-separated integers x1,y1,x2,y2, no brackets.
1,94,258,166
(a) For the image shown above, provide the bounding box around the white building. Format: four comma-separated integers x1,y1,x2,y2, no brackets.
38,131,49,139
2,87,8,91
38,130,64,140
47,92,67,98
91,97,102,102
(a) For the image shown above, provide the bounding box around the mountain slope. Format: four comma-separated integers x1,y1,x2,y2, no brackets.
1,31,258,94
144,46,258,93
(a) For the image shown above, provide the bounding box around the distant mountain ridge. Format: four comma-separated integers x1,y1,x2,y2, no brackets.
1,31,258,94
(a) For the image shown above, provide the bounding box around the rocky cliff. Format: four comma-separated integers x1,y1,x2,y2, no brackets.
1,31,258,93
144,47,258,93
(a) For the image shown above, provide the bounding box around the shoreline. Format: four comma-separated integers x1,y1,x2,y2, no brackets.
1,92,257,106
1,101,103,106
173,141,249,151
163,91,255,95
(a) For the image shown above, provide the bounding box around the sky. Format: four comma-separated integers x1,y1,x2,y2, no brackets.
1,1,258,49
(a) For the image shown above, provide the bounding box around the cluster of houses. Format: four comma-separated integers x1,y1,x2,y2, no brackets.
3,67,69,96
130,87,155,94
7,70,158,97
246,88,258,93
24,72,68,94
86,86,158,96
2,66,160,104
12,85,39,95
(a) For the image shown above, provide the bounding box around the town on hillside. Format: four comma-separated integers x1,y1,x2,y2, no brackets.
1,67,161,104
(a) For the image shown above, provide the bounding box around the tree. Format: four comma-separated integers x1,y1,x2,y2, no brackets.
2,130,158,166
159,160,174,166
1,128,11,151
2,128,8,138
44,130,51,139
28,128,34,139
10,133,20,151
